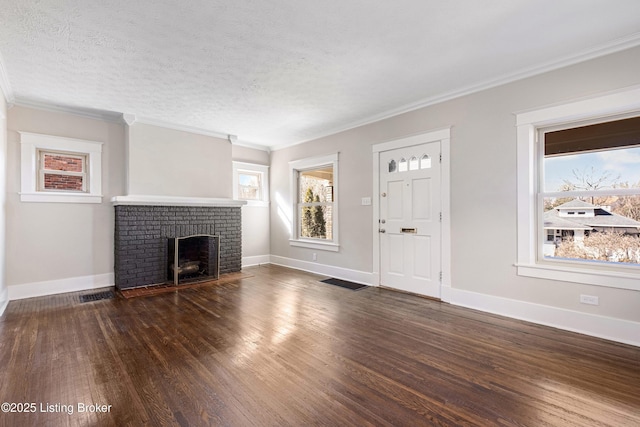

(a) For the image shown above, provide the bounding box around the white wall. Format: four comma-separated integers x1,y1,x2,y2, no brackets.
269,46,640,333
6,106,126,295
0,90,7,315
127,123,232,198
232,144,271,265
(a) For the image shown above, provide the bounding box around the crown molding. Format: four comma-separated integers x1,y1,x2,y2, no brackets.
131,116,271,151
133,115,230,140
0,51,15,104
270,32,640,151
12,98,122,122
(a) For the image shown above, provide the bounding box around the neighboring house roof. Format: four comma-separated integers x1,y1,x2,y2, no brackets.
555,199,598,209
543,212,592,230
544,199,640,230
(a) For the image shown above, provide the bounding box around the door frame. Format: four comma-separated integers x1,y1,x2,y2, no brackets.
372,128,451,299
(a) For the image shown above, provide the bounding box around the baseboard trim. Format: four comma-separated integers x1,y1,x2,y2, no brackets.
242,255,271,268
269,255,375,286
0,288,8,317
8,273,115,301
441,286,639,347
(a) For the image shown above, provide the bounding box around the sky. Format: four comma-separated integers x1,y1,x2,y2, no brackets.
544,146,640,192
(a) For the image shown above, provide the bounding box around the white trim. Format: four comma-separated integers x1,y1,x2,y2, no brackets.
111,195,247,207
289,153,340,251
516,86,640,290
13,98,121,122
8,273,114,300
442,286,640,347
134,116,269,151
269,255,375,286
134,116,230,140
270,33,640,152
232,161,270,207
289,239,340,252
242,255,271,268
19,132,103,203
371,129,452,297
371,128,451,153
20,192,102,203
0,288,8,317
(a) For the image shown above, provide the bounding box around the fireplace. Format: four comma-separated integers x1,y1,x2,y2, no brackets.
112,196,245,290
168,234,220,285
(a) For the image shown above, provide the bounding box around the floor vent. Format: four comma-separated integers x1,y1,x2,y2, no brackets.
79,291,115,303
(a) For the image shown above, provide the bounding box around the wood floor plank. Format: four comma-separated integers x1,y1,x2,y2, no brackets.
0,264,638,426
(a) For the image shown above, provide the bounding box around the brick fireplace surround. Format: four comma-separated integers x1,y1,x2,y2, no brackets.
112,196,246,290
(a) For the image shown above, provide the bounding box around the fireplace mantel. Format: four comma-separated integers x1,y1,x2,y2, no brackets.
111,195,247,207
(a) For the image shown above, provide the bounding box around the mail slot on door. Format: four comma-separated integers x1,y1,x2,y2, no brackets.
401,228,417,233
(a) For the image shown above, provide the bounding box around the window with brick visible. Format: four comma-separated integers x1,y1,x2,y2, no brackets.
38,151,88,192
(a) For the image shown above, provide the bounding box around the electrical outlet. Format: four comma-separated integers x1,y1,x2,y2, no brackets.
580,294,599,305
312,253,317,261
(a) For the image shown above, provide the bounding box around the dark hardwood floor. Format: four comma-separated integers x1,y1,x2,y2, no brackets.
0,265,638,426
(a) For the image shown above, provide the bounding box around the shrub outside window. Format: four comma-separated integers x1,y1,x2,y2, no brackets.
289,153,339,252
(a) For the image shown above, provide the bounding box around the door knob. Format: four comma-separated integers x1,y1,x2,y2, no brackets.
380,219,386,224
379,229,386,233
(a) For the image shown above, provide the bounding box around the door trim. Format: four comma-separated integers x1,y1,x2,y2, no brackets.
371,128,452,301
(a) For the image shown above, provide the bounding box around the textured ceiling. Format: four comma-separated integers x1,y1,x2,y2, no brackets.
1,1,640,149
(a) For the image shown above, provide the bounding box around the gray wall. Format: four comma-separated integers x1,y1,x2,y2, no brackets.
269,46,640,323
6,106,126,287
0,90,7,311
232,144,271,261
127,122,232,198
4,108,272,290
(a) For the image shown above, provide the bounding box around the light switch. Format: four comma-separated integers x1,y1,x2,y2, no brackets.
361,197,371,206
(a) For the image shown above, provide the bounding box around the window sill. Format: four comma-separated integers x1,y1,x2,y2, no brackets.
515,262,640,291
289,239,340,252
20,192,103,204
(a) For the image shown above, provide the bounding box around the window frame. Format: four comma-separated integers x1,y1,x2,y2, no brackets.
289,153,339,252
19,132,103,203
232,161,269,207
515,86,640,291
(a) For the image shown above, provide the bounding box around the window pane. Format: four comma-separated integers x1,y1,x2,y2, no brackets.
298,166,333,240
238,172,261,200
543,195,640,265
43,153,84,172
398,158,408,172
299,167,333,202
43,173,84,191
544,146,640,192
409,156,419,170
420,155,431,169
300,205,332,240
388,160,397,173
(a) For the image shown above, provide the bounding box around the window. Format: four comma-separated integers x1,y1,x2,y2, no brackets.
541,117,640,266
39,151,88,192
289,153,339,251
516,86,640,290
19,132,103,203
232,162,269,206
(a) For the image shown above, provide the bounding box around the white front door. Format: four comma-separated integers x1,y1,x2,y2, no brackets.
379,141,441,298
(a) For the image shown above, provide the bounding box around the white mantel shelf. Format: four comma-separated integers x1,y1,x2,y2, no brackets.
111,195,247,207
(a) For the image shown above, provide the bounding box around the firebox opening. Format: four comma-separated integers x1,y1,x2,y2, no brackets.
167,234,220,285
